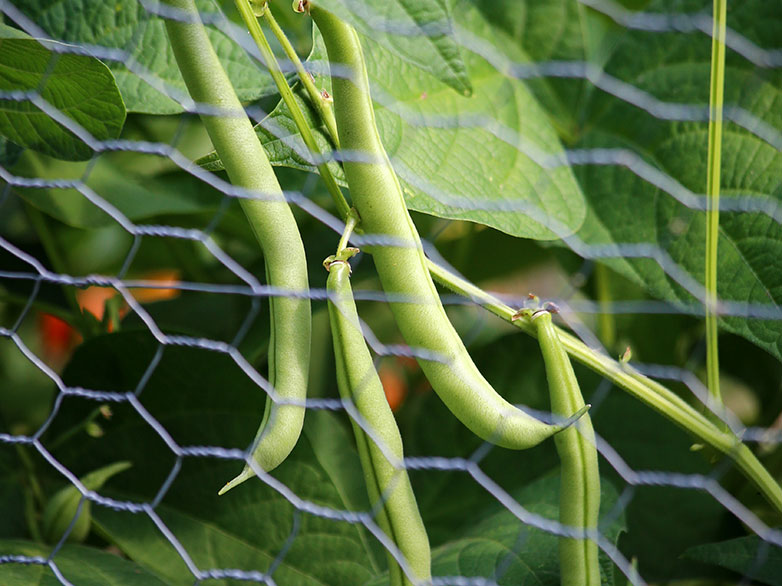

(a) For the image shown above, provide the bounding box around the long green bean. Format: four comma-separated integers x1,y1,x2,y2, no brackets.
533,310,600,585
163,0,311,494
326,245,430,584
310,4,584,449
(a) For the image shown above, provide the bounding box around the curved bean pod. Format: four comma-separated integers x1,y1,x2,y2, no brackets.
533,310,600,586
310,5,581,448
327,255,431,585
164,0,311,494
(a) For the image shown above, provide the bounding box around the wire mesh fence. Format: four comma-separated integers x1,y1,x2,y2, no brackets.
1,0,781,584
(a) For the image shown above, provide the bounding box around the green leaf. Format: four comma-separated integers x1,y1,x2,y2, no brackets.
206,2,585,239
0,539,168,585
303,410,385,573
569,0,782,361
0,26,125,161
0,449,27,539
471,0,626,141
91,412,381,586
431,473,624,585
41,461,131,544
44,331,378,585
596,390,727,580
14,0,280,114
314,0,472,95
0,137,23,167
683,534,782,585
360,1,586,238
9,150,224,228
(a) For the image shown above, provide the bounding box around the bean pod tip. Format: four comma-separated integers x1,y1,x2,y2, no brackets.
218,467,255,496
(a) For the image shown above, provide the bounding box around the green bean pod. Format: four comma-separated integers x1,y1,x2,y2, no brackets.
327,256,431,585
310,5,580,449
532,310,600,586
164,0,311,494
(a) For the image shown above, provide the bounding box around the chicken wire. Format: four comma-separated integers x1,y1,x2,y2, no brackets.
0,0,781,584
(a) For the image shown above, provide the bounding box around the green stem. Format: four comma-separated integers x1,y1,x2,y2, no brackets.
427,259,782,516
16,445,45,507
23,203,94,337
337,208,360,254
16,445,45,542
594,262,616,351
262,3,340,145
705,0,727,404
46,406,104,452
234,0,350,220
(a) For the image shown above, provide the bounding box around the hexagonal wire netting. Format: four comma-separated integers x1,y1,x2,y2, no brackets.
1,0,782,584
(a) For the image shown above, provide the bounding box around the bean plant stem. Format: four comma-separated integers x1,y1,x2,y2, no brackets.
427,259,782,515
23,203,92,336
705,0,727,403
594,262,616,351
46,406,104,452
337,208,359,254
234,0,350,220
16,445,44,542
261,3,340,145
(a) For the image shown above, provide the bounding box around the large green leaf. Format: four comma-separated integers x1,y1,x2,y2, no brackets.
472,0,605,140
315,0,472,95
203,2,586,239
0,26,125,161
41,331,379,585
366,1,584,240
683,534,782,585
568,0,782,361
13,0,280,114
463,0,782,362
0,539,168,585
348,1,585,238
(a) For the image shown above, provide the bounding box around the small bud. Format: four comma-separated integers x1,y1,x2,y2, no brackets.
86,421,103,438
292,0,309,13
321,89,333,103
249,0,267,17
41,462,131,544
620,346,632,364
99,405,113,419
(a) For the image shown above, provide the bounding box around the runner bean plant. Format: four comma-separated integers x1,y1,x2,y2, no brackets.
163,0,782,582
1,0,781,584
